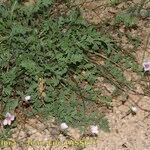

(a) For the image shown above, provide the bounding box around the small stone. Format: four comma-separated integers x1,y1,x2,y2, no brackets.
131,106,137,115
60,123,68,130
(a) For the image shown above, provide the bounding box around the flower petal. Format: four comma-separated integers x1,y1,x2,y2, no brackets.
25,96,31,101
90,125,99,134
7,120,11,125
143,62,150,71
3,119,8,126
10,115,15,121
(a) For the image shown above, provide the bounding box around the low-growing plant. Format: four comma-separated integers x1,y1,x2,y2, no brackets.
126,33,141,48
0,0,138,132
114,11,138,27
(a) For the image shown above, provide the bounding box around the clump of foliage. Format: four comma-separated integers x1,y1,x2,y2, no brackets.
110,0,122,6
114,11,138,27
0,0,137,131
113,0,150,27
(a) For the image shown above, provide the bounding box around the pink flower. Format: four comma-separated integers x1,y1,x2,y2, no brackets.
3,113,15,126
143,62,150,71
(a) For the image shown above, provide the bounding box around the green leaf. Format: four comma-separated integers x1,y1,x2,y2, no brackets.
4,99,19,112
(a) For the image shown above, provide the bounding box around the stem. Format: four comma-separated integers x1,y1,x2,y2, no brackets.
141,33,150,64
10,0,18,21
